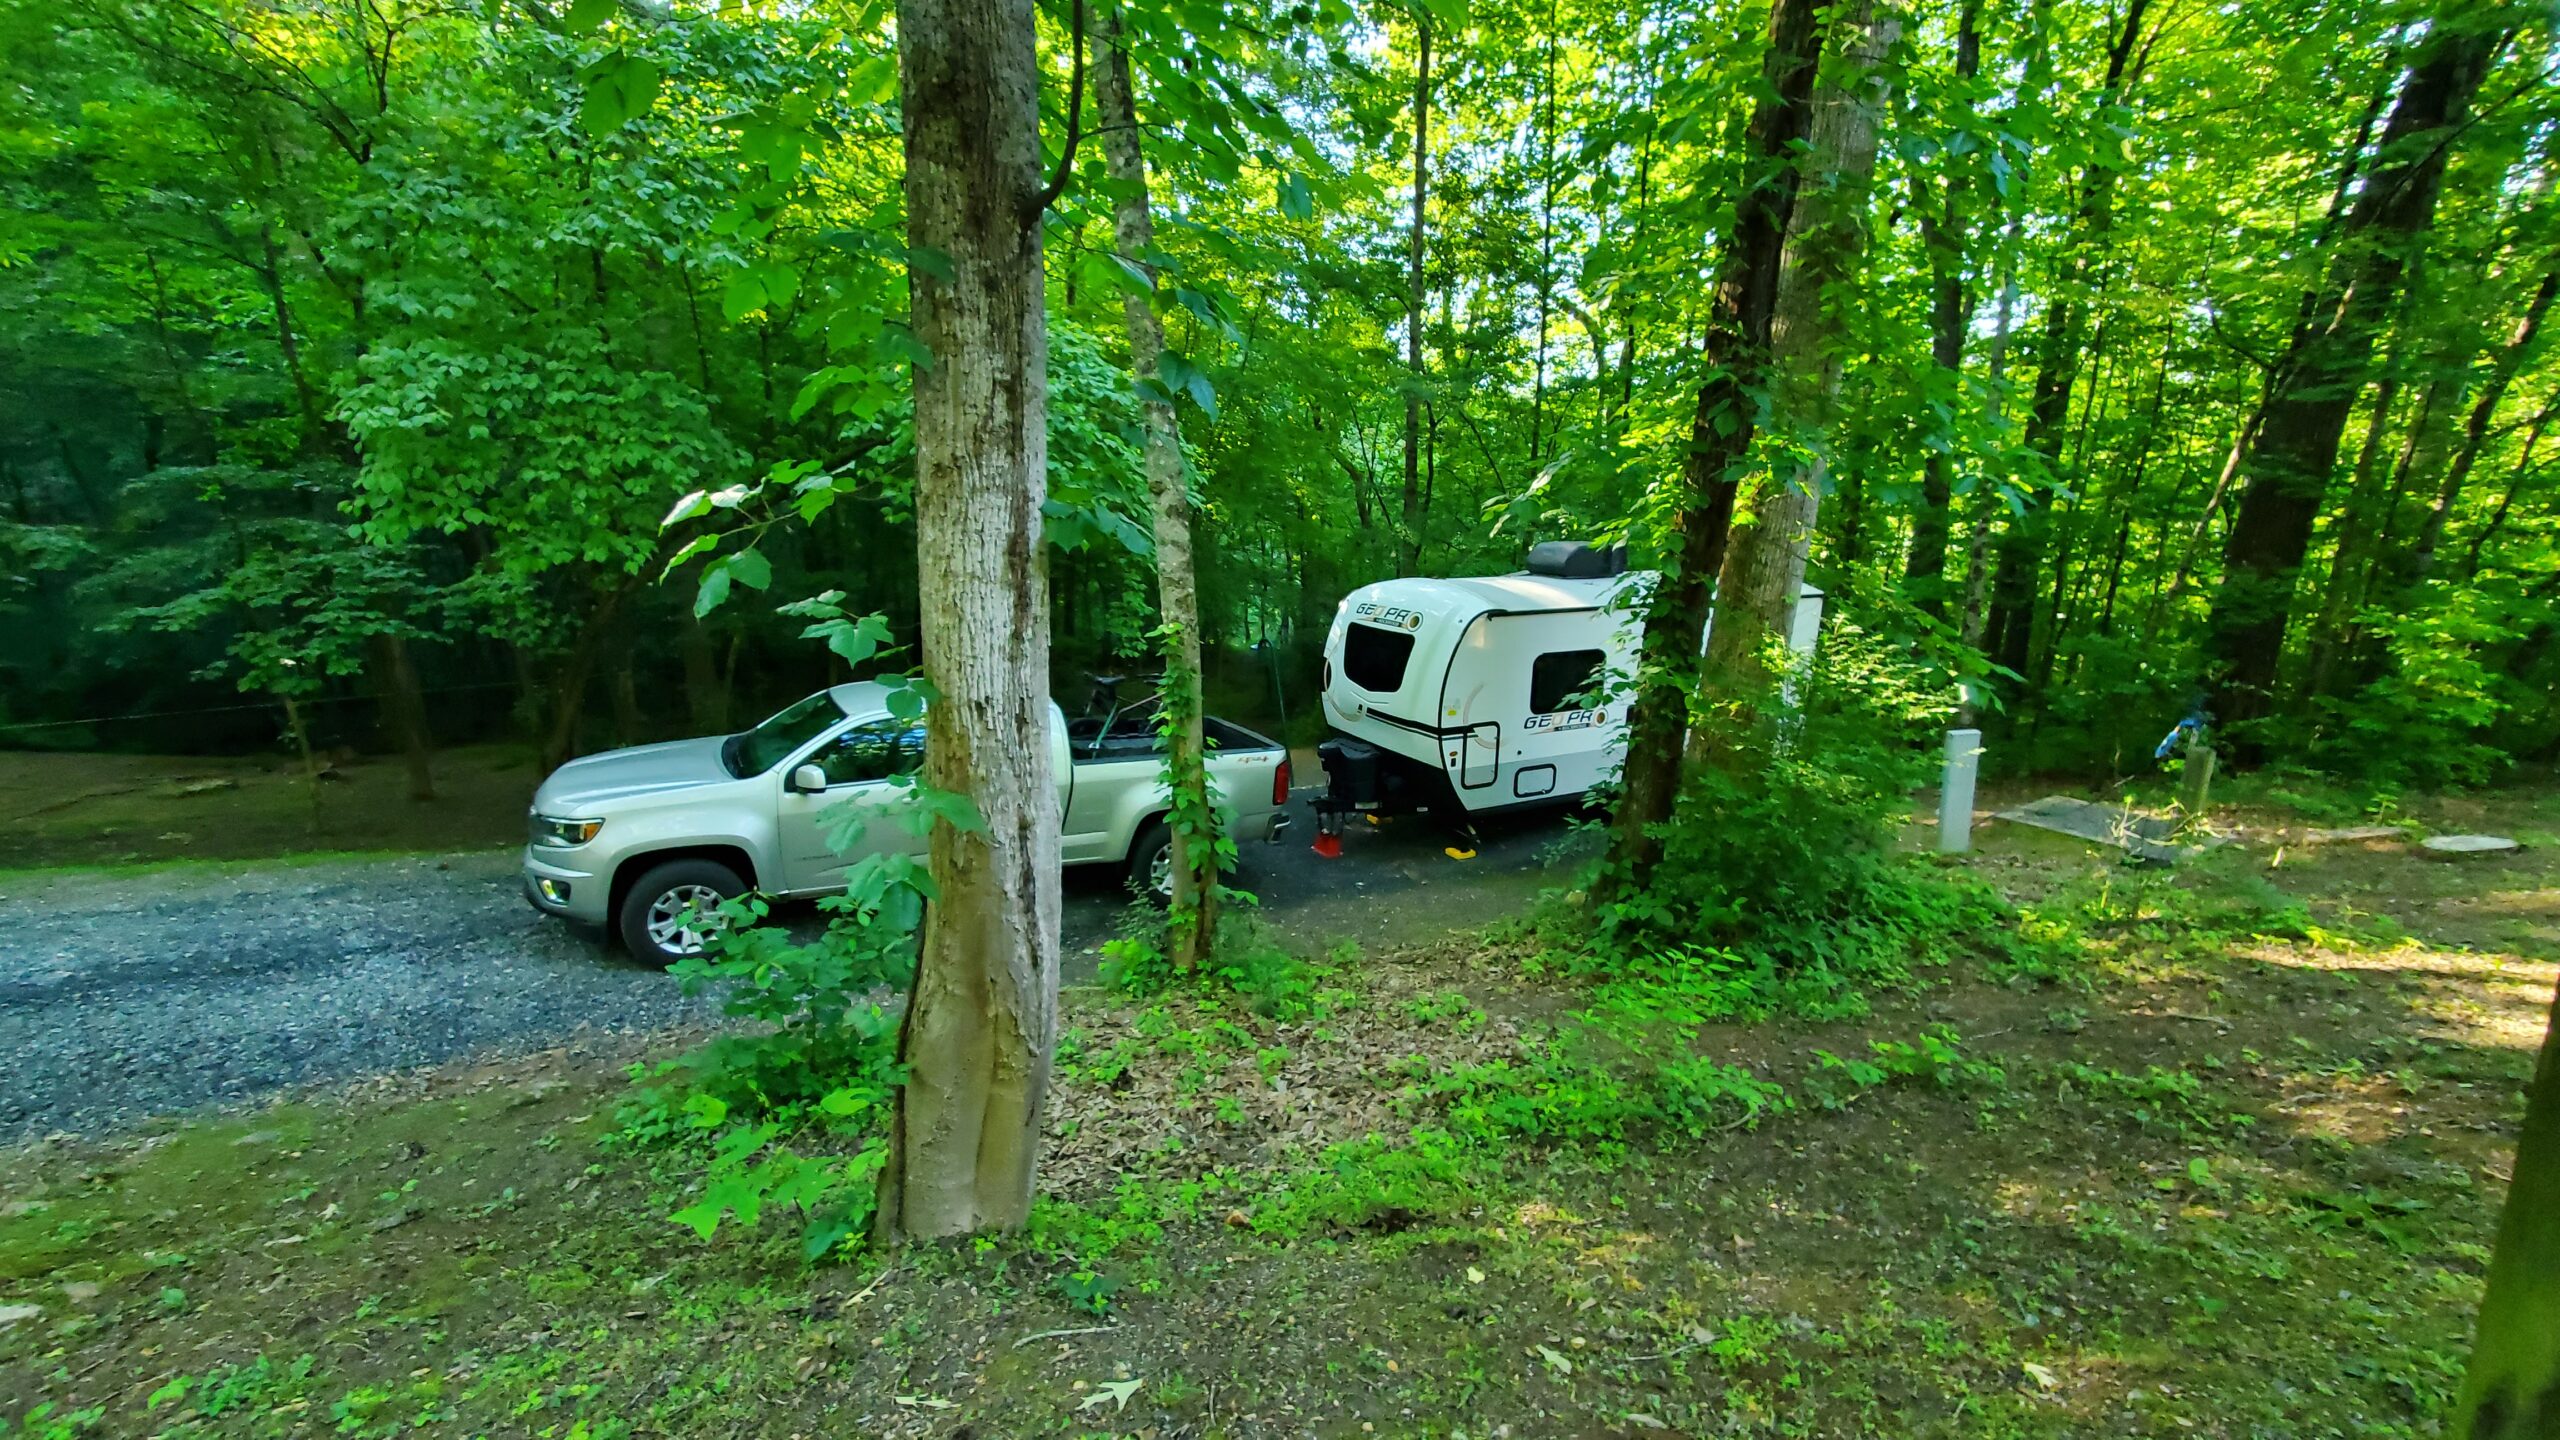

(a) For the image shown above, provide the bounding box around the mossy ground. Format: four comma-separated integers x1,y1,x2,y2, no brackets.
0,747,539,874
3,776,2553,1439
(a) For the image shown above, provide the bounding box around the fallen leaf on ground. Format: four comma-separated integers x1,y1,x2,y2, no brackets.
1078,1378,1142,1413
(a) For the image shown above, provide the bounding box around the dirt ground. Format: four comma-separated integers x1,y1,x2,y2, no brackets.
1,773,2553,1438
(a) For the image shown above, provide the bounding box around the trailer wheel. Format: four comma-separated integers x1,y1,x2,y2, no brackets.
1126,819,1176,906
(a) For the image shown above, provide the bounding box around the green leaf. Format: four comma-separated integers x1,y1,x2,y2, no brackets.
899,784,986,837
659,533,719,576
724,262,799,321
1415,0,1467,32
579,52,663,136
661,489,713,528
728,548,772,591
694,562,734,617
907,246,957,285
1104,253,1156,296
564,0,617,34
1277,172,1314,220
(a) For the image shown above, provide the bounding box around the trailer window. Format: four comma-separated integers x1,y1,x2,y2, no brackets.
1529,649,1606,714
1342,622,1417,692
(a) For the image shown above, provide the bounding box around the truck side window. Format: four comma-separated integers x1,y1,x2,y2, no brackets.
1529,649,1605,714
818,721,924,786
1342,622,1416,692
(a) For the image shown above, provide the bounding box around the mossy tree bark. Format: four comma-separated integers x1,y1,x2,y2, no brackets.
1090,5,1218,968
1699,0,1899,726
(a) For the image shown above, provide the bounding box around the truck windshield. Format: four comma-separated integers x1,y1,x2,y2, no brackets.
724,691,848,778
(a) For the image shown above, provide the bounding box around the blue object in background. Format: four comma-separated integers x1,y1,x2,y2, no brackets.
2155,710,2208,762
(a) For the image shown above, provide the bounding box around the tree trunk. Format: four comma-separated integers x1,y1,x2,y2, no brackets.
539,584,635,773
2450,975,2560,1438
1602,0,1831,893
280,691,321,835
369,632,436,802
679,611,729,734
2203,28,2497,735
2298,368,2405,702
2406,265,2555,585
2094,339,2172,640
1981,0,2149,681
876,0,1060,1242
2464,394,2556,576
1400,17,1431,574
1530,10,1557,463
1700,0,1899,721
1093,7,1218,969
1902,0,1981,621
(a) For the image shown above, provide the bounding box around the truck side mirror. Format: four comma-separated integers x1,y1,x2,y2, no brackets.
788,763,828,794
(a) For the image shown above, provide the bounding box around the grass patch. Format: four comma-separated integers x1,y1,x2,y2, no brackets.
0,745,537,872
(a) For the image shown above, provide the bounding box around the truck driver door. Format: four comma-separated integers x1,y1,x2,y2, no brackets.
776,718,927,893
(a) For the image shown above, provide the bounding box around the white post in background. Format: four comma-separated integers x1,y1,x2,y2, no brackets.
1939,727,1982,854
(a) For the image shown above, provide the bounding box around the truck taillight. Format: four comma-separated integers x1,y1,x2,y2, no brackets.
1273,759,1292,807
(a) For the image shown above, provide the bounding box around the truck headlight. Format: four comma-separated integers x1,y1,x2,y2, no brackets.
531,815,604,848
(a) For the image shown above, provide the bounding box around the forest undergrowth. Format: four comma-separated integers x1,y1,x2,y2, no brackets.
4,773,2552,1438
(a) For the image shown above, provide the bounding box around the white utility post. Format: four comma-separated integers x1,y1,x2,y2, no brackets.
1939,727,1982,853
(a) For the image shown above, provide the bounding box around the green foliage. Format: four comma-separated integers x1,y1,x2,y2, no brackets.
2040,1061,2259,1141
1805,1027,2007,1109
1432,1039,1791,1147
119,515,432,706
614,860,923,1262
0,1404,104,1439
1593,621,2005,987
142,1355,319,1421
1103,912,1324,1022
2297,582,2527,789
1252,1129,1482,1236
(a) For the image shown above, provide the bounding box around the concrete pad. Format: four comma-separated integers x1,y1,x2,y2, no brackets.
1994,795,2224,863
2421,834,2521,855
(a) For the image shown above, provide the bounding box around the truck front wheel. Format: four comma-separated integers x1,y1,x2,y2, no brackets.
616,858,745,968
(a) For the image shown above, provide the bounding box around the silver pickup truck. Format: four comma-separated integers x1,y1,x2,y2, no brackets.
521,680,1292,964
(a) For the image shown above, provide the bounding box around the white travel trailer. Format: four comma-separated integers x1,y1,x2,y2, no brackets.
1313,542,1823,824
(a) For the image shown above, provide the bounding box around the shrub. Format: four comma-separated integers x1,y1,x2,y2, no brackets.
1591,618,1998,990
611,853,923,1261
1103,910,1327,1022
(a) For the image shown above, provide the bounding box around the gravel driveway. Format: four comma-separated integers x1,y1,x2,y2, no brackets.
0,853,728,1141
0,811,1574,1142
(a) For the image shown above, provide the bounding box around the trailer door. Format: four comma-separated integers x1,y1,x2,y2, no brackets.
1443,611,1621,808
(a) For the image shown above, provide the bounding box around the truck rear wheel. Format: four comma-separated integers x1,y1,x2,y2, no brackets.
1126,819,1176,907
617,857,744,968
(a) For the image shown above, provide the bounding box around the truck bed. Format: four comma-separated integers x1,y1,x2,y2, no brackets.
1066,715,1284,764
